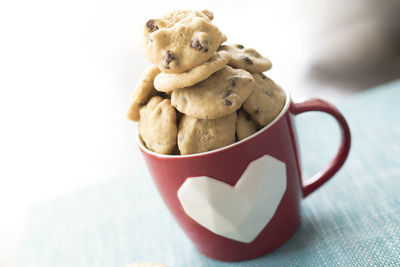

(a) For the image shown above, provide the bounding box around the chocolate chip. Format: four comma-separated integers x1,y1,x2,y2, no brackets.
243,57,253,65
146,20,159,32
223,90,233,105
224,90,233,98
191,39,208,52
162,51,176,69
224,99,232,106
191,40,203,51
236,44,244,49
230,79,236,87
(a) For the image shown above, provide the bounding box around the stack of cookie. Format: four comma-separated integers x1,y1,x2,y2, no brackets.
127,10,286,155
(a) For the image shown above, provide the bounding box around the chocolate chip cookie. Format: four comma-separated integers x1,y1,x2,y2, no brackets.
236,109,259,140
139,96,177,154
242,73,286,126
178,112,237,155
153,51,231,92
171,65,255,119
218,44,272,73
143,10,225,74
127,65,160,121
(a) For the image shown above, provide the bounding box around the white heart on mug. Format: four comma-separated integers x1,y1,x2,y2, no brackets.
177,155,287,243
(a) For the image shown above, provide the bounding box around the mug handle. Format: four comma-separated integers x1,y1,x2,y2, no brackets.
290,98,351,197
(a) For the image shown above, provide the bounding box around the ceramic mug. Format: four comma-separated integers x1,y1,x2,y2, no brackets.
137,88,351,262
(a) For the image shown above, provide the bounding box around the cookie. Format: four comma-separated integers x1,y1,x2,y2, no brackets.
236,109,259,140
242,73,286,126
154,51,231,92
127,65,160,121
171,65,255,119
218,44,272,73
143,10,225,74
139,96,177,154
178,112,237,155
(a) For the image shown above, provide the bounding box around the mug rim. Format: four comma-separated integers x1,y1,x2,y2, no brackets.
137,85,291,159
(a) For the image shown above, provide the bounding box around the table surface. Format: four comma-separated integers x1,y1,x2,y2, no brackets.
18,80,400,267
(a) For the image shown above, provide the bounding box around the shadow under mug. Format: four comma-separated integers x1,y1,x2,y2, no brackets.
137,88,351,262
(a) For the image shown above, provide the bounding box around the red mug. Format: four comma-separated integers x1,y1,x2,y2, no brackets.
137,88,351,262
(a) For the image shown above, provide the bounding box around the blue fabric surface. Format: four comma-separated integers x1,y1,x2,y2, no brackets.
19,81,400,267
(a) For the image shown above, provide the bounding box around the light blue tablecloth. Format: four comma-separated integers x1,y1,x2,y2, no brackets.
19,81,400,267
